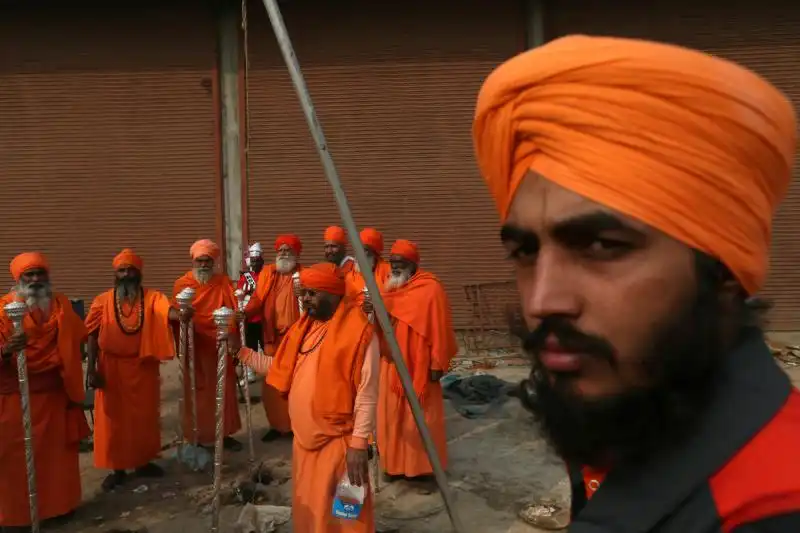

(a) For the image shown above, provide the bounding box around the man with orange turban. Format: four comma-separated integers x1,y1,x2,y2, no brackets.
324,225,356,274
85,249,186,491
225,263,379,532
373,240,457,487
173,239,242,451
0,252,90,528
242,234,304,441
473,36,799,530
344,228,391,300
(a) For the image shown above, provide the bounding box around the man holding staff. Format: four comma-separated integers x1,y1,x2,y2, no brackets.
0,253,89,530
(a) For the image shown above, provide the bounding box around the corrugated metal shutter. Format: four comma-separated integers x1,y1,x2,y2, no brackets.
0,2,222,301
547,0,800,330
244,0,523,328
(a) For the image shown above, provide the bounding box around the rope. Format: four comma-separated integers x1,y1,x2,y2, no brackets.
241,0,252,222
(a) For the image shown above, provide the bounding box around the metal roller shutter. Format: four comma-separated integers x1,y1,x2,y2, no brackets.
546,0,800,330
244,0,523,327
0,2,223,301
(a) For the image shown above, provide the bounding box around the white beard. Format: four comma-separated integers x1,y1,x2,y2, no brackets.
193,267,213,285
385,272,410,291
275,257,296,274
15,281,52,315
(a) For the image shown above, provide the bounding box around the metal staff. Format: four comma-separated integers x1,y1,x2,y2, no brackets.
234,290,256,467
258,2,463,529
292,271,304,314
4,302,40,533
176,288,199,447
211,306,234,533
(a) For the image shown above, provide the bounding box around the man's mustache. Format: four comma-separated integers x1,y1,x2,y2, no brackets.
523,317,617,367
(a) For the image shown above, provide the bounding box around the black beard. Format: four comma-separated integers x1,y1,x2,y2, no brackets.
325,252,344,265
308,298,336,320
515,281,725,469
115,276,141,297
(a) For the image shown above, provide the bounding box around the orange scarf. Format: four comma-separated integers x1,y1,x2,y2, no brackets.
267,300,373,430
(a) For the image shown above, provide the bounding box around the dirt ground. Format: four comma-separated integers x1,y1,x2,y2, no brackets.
42,359,565,533
43,354,800,533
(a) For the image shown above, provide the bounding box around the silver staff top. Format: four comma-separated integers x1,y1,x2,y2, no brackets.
176,287,196,309
292,272,301,285
3,301,27,327
212,306,235,332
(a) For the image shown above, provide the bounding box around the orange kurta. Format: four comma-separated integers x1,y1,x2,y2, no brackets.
269,310,378,532
0,293,89,527
173,272,241,443
344,261,390,301
85,289,175,470
245,264,302,434
377,271,457,477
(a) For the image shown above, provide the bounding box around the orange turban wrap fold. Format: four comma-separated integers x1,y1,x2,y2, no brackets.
324,226,347,245
275,234,302,255
112,249,143,271
359,228,384,255
10,252,49,281
473,35,796,294
190,239,221,261
390,239,420,264
299,263,346,296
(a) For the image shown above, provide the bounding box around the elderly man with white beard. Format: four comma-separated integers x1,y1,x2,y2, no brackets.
369,240,457,487
241,234,304,441
0,252,90,529
172,239,242,451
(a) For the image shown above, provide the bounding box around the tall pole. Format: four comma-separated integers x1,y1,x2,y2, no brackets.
210,306,234,533
256,2,464,530
4,301,40,533
234,290,256,468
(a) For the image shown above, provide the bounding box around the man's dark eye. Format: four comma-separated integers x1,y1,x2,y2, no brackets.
506,245,537,263
582,238,632,258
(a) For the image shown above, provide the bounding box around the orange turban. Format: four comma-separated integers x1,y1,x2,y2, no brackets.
190,239,221,261
324,226,347,245
10,252,49,281
390,239,420,264
112,249,143,271
359,228,384,255
275,234,302,255
299,263,346,296
473,35,796,294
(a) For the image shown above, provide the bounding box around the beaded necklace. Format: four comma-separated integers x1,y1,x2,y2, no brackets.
113,287,144,335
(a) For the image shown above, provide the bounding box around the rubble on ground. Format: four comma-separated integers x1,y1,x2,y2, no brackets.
769,342,800,367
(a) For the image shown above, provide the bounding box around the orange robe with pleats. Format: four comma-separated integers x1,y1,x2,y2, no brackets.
85,289,175,470
172,272,241,443
267,303,378,532
0,293,90,527
244,264,303,434
344,260,391,301
377,271,457,477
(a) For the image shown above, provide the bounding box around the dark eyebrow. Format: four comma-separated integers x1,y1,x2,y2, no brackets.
552,211,639,237
500,223,537,244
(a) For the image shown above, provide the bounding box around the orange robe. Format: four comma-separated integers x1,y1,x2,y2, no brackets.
377,271,457,477
85,289,175,470
267,303,378,532
245,264,303,434
344,260,390,301
172,272,241,444
0,293,90,527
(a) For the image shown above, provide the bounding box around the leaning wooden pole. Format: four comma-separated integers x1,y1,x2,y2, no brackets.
255,2,465,530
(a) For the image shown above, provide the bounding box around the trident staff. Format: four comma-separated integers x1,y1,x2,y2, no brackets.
234,290,256,467
257,0,464,530
3,301,40,533
211,306,234,533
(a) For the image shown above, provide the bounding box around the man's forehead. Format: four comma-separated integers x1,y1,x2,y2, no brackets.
389,255,411,265
194,255,213,262
324,241,342,247
506,171,649,234
22,268,47,276
277,245,293,253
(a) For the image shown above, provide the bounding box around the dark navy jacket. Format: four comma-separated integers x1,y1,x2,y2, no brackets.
568,330,800,533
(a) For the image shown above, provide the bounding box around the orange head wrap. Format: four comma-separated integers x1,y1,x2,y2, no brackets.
275,234,302,255
190,239,221,261
324,225,347,245
10,252,50,281
390,239,420,264
112,249,143,271
359,228,384,255
299,263,346,296
473,35,796,294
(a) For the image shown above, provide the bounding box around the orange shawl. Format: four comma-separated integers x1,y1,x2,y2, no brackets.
382,271,457,398
0,292,88,404
85,289,175,361
172,272,237,337
247,263,303,343
345,260,391,300
267,300,374,430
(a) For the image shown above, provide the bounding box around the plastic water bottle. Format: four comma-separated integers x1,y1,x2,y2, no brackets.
331,472,365,520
